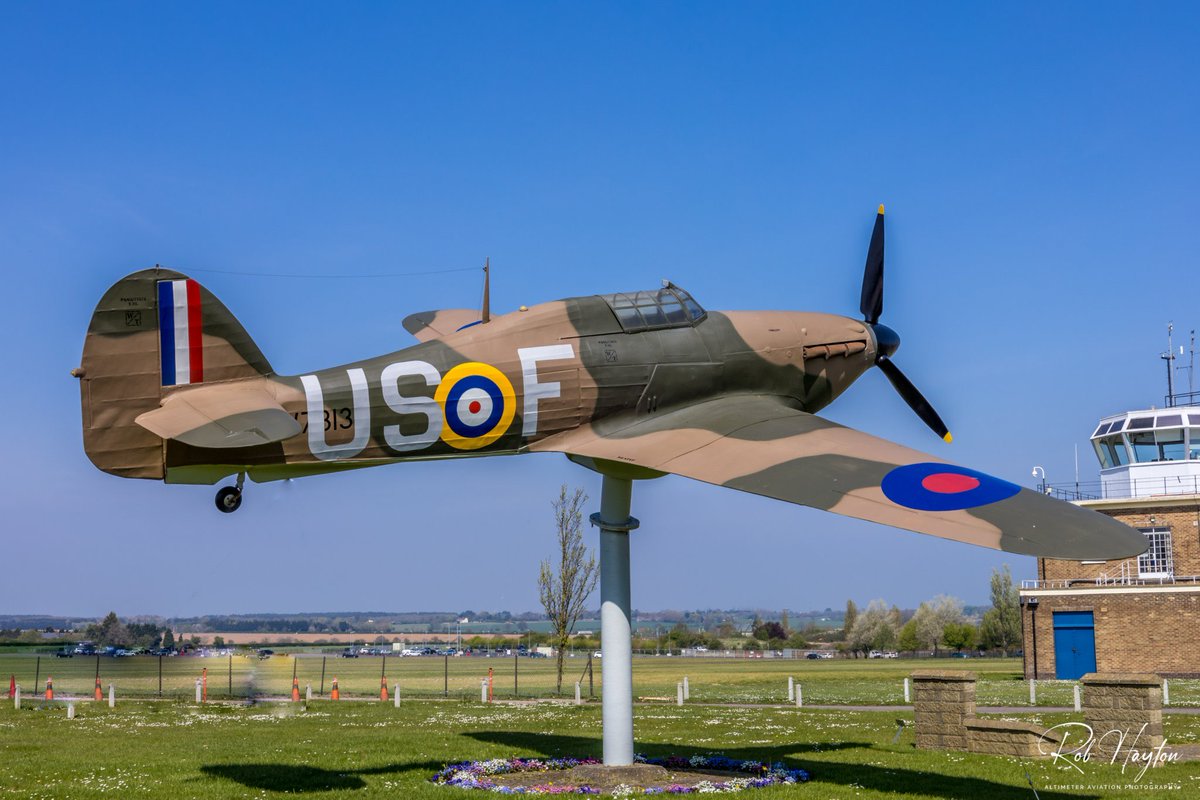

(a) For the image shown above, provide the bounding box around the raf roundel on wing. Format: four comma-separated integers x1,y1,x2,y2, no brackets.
881,463,1021,512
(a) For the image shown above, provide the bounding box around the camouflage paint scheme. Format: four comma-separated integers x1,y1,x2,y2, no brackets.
77,266,1147,560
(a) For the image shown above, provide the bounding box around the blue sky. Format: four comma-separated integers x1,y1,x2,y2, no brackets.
1,3,1196,618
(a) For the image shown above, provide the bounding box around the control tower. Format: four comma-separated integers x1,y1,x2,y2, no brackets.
1020,327,1200,679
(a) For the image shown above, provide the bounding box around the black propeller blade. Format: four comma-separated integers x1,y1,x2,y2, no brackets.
876,356,952,443
859,205,885,325
859,205,952,443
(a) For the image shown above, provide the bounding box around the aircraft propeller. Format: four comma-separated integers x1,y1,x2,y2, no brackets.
859,205,952,443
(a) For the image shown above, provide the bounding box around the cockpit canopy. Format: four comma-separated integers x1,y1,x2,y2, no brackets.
599,282,707,333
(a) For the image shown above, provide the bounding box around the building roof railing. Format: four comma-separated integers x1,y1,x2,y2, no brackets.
1039,475,1200,502
1021,575,1200,591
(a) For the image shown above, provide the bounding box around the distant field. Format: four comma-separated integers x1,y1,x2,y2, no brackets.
2,698,1198,798
4,654,1198,707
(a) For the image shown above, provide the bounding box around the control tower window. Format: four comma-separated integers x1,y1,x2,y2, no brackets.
1156,428,1185,461
1129,431,1158,462
1098,435,1129,466
1137,527,1173,579
1189,428,1200,460
599,284,707,333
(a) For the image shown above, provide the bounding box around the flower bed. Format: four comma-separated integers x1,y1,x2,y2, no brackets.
431,754,809,794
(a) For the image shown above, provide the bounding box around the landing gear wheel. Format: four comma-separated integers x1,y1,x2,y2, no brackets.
215,486,243,513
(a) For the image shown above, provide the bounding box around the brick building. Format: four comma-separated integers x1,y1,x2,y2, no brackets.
1020,404,1200,679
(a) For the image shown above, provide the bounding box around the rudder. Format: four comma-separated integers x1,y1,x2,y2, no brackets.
78,267,273,479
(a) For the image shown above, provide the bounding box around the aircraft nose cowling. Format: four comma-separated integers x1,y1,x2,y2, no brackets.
871,323,900,358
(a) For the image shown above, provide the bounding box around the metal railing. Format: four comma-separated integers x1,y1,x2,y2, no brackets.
1040,475,1200,502
1021,575,1200,590
1166,390,1200,408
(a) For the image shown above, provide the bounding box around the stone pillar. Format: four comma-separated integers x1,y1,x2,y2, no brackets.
1081,673,1164,759
911,670,976,751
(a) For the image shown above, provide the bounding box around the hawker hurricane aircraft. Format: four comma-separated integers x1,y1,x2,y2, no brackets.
76,208,1146,560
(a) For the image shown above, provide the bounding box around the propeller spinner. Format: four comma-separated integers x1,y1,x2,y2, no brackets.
859,205,952,443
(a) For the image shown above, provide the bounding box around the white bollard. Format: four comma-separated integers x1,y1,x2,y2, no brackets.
677,681,684,706
575,682,582,706
1073,684,1081,712
393,684,400,708
1029,679,1036,705
13,685,20,710
683,676,689,700
306,683,313,702
195,679,202,703
481,679,488,703
67,702,75,719
795,684,803,708
108,684,115,708
903,678,910,703
788,676,794,702
1163,679,1170,705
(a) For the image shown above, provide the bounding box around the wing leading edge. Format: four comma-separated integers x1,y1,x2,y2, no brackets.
532,395,1147,560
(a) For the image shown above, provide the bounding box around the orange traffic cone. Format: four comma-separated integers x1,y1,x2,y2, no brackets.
291,677,300,702
45,677,53,701
94,675,102,702
331,677,340,701
380,675,388,702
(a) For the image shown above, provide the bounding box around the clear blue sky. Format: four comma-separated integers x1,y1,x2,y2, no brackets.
1,3,1196,618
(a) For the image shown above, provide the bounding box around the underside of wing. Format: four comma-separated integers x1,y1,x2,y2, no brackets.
402,309,482,342
532,395,1147,560
136,382,301,449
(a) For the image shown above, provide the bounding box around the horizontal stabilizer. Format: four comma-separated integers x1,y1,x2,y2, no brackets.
136,383,301,449
402,309,482,342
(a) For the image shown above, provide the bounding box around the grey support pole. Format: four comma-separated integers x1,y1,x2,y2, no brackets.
592,474,638,767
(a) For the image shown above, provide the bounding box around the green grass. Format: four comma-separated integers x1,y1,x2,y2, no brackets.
1,699,1198,798
6,654,1199,708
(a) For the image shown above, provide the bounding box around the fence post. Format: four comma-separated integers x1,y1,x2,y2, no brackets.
904,677,910,703
1029,679,1036,705
683,676,689,700
676,681,683,706
1163,679,1170,705
67,702,75,719
788,676,794,702
575,682,582,705
394,683,400,708
195,679,202,703
13,684,19,710
481,679,488,703
1073,684,1081,712
108,684,115,708
795,684,803,708
306,683,313,702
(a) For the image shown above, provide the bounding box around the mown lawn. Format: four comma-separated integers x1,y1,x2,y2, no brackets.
0,700,1197,798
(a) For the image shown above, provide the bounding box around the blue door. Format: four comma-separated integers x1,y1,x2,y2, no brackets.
1053,611,1097,680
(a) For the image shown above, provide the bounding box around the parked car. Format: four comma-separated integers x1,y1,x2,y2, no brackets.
805,652,821,660
54,648,74,658
883,651,899,659
868,650,883,659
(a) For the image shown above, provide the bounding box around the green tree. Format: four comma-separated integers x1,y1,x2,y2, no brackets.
212,635,225,648
162,629,175,650
979,565,1022,655
843,600,858,643
943,622,978,652
538,485,599,694
848,599,898,655
87,612,131,648
897,619,920,652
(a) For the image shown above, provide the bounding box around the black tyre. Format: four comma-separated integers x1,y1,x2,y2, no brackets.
215,486,242,513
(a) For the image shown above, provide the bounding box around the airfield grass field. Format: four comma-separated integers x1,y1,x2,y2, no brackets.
1,657,1199,798
4,654,1200,708
2,698,1200,798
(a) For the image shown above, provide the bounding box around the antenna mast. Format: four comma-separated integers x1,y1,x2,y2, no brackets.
1161,322,1176,405
481,258,490,324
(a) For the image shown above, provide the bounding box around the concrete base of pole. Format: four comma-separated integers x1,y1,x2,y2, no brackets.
593,473,638,766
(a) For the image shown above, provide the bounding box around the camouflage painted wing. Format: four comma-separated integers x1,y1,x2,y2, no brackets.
531,395,1146,559
402,309,483,342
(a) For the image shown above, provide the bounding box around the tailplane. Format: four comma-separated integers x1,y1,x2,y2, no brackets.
77,267,273,478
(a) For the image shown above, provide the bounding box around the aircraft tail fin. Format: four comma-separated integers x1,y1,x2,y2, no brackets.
77,267,274,479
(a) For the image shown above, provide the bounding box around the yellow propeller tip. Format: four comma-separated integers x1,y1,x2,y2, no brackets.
943,432,953,443
878,204,885,215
